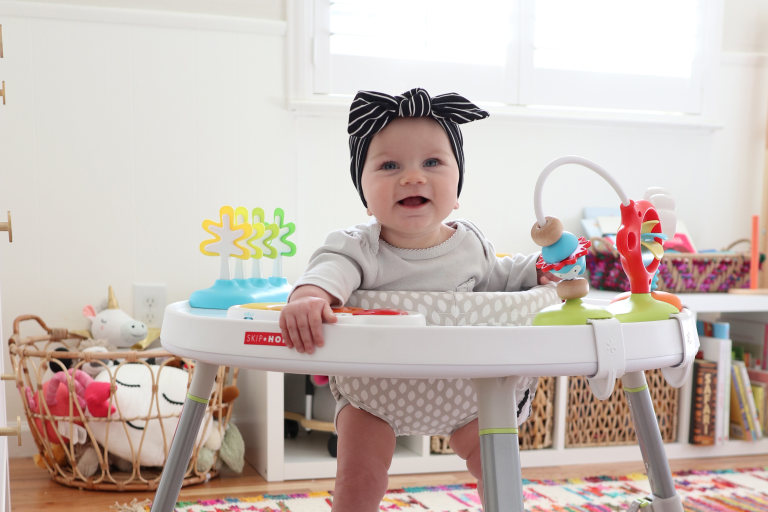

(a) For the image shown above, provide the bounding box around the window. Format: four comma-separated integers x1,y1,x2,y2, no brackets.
289,0,720,115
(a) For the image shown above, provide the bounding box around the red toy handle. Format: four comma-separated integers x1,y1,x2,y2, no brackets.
615,199,662,294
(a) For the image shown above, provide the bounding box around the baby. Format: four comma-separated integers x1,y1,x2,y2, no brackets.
279,88,551,511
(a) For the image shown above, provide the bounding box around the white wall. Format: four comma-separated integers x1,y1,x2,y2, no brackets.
0,1,766,456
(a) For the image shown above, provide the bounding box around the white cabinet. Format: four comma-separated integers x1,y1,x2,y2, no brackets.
237,292,768,482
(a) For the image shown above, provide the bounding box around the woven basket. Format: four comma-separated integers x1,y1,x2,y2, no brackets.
586,238,754,293
565,369,678,447
8,314,236,491
430,376,555,454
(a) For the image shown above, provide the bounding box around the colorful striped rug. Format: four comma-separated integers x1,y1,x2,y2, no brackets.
131,467,768,512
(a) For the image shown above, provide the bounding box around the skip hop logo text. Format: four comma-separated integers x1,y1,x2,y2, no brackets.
244,332,285,346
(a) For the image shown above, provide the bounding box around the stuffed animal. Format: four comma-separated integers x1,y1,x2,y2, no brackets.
49,340,116,378
84,363,209,467
25,369,99,445
196,423,245,474
82,286,147,348
196,383,243,473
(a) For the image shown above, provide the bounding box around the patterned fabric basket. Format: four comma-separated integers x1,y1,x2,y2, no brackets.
8,314,237,491
566,369,678,446
586,238,754,293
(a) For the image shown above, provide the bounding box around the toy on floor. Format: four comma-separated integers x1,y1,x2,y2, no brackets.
82,286,148,348
531,156,680,325
196,384,244,473
190,206,296,309
284,374,338,457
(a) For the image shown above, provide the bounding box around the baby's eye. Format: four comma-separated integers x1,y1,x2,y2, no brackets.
381,161,399,170
424,158,439,168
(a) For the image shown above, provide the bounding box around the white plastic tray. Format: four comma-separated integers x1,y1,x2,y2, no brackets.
161,301,697,381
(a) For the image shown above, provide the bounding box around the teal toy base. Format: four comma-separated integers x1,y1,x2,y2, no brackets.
189,278,292,310
606,293,679,322
533,298,613,326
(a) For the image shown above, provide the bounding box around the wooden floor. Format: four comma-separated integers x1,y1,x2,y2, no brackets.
9,454,767,511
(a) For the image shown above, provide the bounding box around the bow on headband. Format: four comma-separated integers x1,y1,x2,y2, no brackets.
348,88,489,206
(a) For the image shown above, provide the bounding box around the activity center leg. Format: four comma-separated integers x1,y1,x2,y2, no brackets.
474,377,525,512
151,362,220,512
623,371,683,512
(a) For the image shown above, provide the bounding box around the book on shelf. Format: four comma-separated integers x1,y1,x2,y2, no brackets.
737,360,763,439
689,358,717,445
730,361,752,440
696,319,732,444
748,368,768,432
730,360,763,440
751,382,767,433
719,314,768,370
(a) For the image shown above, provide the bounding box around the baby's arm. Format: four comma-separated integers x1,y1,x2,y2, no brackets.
279,285,338,354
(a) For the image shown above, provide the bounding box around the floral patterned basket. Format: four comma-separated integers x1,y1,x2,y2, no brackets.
586,238,755,293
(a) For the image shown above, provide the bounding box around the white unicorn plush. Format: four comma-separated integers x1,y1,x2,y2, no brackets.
83,286,148,348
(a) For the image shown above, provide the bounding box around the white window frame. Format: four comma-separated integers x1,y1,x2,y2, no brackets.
287,0,723,125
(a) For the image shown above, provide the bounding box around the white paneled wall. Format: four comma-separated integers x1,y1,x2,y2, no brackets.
1,1,767,456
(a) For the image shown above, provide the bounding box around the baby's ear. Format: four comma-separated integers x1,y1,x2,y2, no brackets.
454,201,460,210
366,208,373,216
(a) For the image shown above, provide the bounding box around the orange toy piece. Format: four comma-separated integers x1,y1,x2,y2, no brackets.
611,290,683,312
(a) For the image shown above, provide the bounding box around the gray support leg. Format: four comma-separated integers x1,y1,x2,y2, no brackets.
474,377,525,512
479,431,523,512
151,362,219,512
623,371,683,512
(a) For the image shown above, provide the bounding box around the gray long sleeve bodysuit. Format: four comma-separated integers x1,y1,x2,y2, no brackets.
293,219,542,435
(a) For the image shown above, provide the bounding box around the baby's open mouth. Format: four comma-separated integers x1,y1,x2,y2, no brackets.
398,196,428,207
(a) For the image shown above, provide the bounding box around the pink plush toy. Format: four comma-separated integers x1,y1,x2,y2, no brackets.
25,369,109,444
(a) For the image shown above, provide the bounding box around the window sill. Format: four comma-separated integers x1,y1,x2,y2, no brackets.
287,96,722,132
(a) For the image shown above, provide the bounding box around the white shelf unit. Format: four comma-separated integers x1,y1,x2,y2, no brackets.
235,292,768,482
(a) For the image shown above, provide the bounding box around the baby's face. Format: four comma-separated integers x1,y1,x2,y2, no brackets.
361,117,459,249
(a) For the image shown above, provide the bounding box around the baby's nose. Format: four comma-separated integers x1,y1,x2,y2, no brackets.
399,168,427,185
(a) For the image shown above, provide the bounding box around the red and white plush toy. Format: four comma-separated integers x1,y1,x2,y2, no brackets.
25,369,108,445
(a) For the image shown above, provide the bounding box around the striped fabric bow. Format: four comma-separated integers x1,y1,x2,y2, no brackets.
347,88,489,206
348,88,489,138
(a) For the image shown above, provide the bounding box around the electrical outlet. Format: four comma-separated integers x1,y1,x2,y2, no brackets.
133,283,166,328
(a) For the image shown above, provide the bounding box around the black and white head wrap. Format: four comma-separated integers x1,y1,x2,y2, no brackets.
348,88,489,206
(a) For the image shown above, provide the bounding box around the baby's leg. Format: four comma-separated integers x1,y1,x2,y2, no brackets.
333,405,396,512
449,419,484,506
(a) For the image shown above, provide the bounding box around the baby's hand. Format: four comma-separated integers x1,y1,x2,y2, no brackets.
537,268,561,285
279,295,337,354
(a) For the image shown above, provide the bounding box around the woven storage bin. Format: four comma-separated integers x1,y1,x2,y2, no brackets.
586,238,754,293
430,376,555,454
8,314,236,491
565,369,678,447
